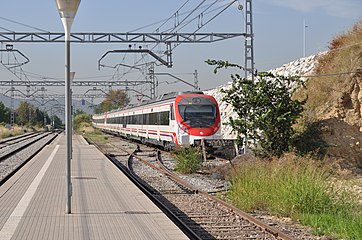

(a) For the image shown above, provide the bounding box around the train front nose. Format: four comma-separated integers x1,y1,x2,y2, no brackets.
176,96,220,137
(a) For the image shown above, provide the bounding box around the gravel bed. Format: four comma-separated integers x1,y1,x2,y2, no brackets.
88,134,330,239
0,132,49,158
164,159,326,239
161,153,230,192
0,133,56,182
128,148,283,239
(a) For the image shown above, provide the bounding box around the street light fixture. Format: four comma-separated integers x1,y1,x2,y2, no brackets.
55,0,81,214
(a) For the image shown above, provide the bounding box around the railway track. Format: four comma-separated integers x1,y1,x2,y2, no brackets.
87,136,296,240
0,132,40,150
0,131,59,185
0,132,49,160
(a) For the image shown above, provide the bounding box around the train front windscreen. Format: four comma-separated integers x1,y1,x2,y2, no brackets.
177,97,218,128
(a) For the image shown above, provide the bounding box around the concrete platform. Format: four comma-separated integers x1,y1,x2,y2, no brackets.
0,134,188,240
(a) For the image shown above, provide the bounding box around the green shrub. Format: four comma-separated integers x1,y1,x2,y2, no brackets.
173,147,202,174
73,113,92,132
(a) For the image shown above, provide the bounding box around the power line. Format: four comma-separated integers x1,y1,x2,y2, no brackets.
301,70,362,78
328,40,362,53
0,16,49,32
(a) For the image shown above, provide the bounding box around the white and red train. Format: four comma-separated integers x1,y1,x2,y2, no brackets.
92,91,221,149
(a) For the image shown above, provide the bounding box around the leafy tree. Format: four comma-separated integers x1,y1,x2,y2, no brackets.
35,108,44,125
73,113,92,131
207,60,305,157
94,89,130,114
16,101,32,126
93,105,101,114
16,102,50,127
51,115,63,129
32,107,50,126
74,109,87,116
0,101,11,124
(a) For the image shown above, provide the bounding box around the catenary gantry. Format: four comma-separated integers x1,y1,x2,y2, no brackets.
0,32,244,43
0,80,151,87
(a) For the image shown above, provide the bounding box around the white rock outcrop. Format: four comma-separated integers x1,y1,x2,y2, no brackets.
205,54,321,139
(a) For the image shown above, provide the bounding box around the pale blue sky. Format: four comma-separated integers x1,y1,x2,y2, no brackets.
0,0,361,101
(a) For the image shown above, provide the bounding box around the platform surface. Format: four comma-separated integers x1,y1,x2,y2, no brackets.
0,134,188,240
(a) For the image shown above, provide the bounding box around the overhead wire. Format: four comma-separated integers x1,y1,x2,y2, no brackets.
171,0,237,51
117,0,237,97
0,16,49,32
164,0,208,33
160,0,220,33
114,0,193,81
0,16,53,96
122,0,236,69
155,0,191,32
301,70,362,78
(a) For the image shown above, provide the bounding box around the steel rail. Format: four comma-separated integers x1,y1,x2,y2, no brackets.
0,132,51,162
0,133,59,186
0,132,38,145
155,150,296,240
101,146,202,240
87,136,296,240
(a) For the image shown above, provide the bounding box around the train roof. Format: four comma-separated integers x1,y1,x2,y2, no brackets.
97,91,205,116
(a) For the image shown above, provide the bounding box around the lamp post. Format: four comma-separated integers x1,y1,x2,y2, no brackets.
55,0,81,214
303,19,308,57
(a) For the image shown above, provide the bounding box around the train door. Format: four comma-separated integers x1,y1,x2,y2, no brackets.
170,104,177,143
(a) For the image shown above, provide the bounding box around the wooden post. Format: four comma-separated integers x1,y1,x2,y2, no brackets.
201,139,207,165
234,140,239,156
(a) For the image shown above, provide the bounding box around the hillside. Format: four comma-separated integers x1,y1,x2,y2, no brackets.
298,20,362,170
206,20,362,170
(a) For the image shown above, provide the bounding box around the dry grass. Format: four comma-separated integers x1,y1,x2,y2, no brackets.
296,20,362,118
0,125,32,139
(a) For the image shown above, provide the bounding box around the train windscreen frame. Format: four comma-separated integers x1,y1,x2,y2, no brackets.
177,97,217,128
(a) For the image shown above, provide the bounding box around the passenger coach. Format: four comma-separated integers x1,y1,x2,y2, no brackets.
92,91,221,149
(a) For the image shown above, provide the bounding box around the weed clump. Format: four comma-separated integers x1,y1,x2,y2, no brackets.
228,155,361,239
173,146,202,174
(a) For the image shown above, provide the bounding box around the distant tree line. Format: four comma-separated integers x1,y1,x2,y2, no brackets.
0,100,63,128
0,101,11,124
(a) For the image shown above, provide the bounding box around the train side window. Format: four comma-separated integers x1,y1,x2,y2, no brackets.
170,104,175,120
143,114,148,125
159,111,169,125
150,112,158,125
136,114,141,125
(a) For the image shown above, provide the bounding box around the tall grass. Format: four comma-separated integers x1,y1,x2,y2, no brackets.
82,129,110,144
0,125,29,139
228,156,362,239
173,146,202,174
